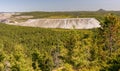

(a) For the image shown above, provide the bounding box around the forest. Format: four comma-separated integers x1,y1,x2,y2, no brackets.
0,12,120,71
20,11,120,20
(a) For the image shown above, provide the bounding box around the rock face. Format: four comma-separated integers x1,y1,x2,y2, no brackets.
0,13,13,19
7,18,101,29
0,12,19,23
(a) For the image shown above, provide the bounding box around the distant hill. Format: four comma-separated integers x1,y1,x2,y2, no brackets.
97,9,106,12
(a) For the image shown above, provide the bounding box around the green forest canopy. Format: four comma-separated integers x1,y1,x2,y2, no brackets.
0,13,120,71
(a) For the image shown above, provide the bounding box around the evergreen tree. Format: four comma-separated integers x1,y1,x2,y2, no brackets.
101,13,120,56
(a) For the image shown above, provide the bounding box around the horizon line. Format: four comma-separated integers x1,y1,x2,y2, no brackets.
0,9,120,12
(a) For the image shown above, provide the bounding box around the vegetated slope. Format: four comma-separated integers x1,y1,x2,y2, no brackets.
0,14,120,71
0,23,94,71
20,11,120,19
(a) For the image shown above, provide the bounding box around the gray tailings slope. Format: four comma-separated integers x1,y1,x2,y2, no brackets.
7,18,101,29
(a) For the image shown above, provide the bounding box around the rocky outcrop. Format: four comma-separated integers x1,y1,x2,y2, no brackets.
0,12,18,23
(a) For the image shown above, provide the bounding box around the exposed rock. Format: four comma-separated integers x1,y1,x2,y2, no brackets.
0,12,101,29
7,18,101,29
0,13,15,19
14,16,33,19
0,12,18,23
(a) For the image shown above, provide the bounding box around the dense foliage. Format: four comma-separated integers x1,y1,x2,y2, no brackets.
0,13,120,71
20,11,120,20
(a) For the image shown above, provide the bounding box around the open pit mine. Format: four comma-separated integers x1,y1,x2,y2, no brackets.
0,13,101,29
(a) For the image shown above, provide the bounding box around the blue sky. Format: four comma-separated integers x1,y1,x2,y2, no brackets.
0,0,120,12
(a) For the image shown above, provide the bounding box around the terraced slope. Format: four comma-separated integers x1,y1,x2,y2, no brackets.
7,18,101,29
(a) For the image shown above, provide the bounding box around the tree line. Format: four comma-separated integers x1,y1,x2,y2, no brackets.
0,14,120,71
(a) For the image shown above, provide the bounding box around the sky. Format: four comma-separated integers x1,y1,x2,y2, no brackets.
0,0,120,12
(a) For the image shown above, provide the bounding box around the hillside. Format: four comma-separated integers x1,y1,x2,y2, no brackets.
20,11,120,19
7,18,101,29
0,13,120,71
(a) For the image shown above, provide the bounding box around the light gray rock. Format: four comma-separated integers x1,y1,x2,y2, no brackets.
7,18,100,29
